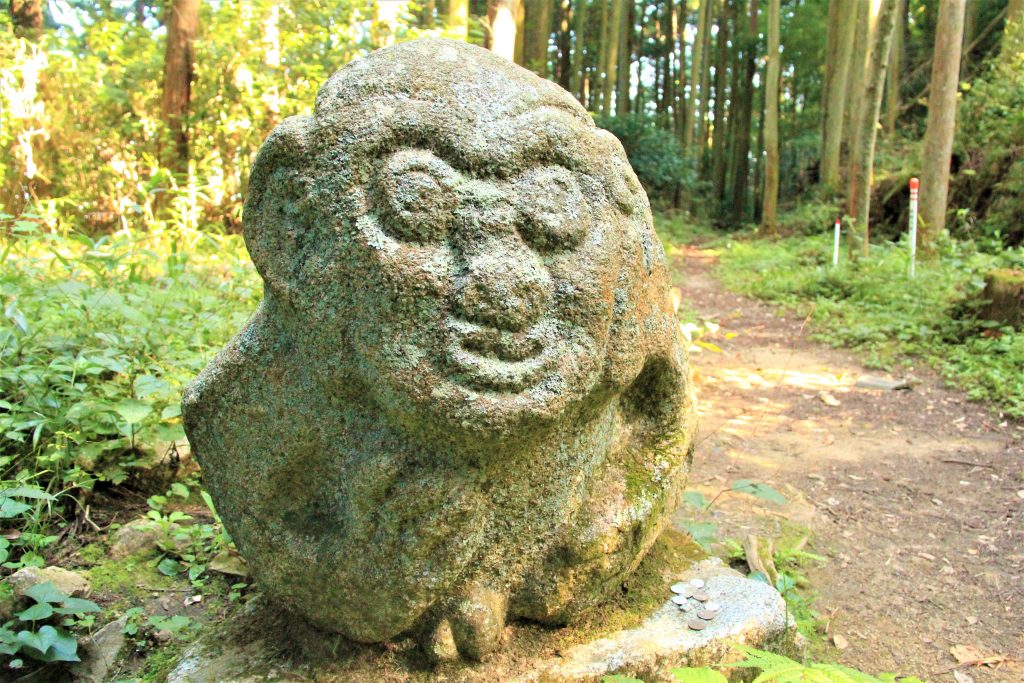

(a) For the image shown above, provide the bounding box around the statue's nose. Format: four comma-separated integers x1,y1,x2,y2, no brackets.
454,234,551,332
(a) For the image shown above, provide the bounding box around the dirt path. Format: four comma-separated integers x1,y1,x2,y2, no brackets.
669,245,1024,682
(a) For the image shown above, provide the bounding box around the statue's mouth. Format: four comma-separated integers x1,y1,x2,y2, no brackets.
445,318,554,391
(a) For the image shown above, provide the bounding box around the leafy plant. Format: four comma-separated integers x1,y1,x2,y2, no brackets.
0,582,101,665
0,213,259,528
600,646,926,683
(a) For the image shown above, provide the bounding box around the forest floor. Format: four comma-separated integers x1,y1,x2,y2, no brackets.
668,242,1024,682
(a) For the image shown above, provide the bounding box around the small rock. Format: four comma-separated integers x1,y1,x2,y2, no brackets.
855,375,910,391
109,517,181,560
818,391,841,407
832,633,849,650
208,551,248,577
8,566,91,598
69,615,129,683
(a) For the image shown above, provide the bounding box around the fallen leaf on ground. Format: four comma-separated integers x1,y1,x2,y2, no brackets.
950,644,1007,667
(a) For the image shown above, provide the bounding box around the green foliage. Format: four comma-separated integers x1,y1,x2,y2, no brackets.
595,114,694,205
0,581,100,665
730,480,787,506
599,645,926,683
714,229,1024,417
0,214,258,551
953,22,1024,248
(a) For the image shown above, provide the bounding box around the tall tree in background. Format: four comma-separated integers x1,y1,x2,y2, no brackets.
728,0,759,222
847,0,899,256
569,0,588,100
601,0,623,116
920,0,966,249
161,0,200,174
761,0,780,235
884,0,905,134
711,0,731,202
616,0,632,116
842,0,876,175
447,0,469,40
821,0,856,191
9,0,43,32
488,0,520,60
686,0,710,149
523,0,551,76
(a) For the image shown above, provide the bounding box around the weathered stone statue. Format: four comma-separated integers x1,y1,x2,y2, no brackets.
183,38,696,662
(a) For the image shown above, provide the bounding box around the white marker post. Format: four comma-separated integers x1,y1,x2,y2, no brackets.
832,218,841,267
908,177,919,278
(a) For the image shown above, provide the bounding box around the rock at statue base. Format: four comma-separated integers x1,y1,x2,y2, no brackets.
182,37,697,661
165,559,794,682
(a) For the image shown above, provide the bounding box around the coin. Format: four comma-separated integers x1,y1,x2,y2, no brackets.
670,582,689,595
697,610,717,620
691,590,709,602
671,595,689,605
677,601,693,612
689,578,705,589
703,601,721,612
687,618,706,631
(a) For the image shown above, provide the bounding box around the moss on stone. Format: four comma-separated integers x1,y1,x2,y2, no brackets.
75,542,107,566
87,554,177,606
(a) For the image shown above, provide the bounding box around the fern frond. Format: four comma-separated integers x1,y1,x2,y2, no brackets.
810,663,884,683
729,644,803,669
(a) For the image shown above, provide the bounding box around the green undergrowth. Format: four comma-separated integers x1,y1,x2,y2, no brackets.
0,213,259,548
603,644,926,683
657,210,1024,418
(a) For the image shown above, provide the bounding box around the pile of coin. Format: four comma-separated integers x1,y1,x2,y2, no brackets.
669,578,721,631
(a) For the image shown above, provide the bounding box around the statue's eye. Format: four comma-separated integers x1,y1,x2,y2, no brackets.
516,167,588,252
378,151,456,243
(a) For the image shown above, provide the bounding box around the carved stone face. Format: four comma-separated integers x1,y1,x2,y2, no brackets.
184,39,696,659
244,40,665,439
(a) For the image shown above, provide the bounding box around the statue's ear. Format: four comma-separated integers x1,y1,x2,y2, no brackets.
243,115,315,305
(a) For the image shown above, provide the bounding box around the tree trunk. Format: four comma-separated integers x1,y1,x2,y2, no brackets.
616,0,633,116
161,0,200,175
570,0,588,102
821,0,857,191
514,1,526,65
556,0,572,88
660,0,672,117
842,0,876,178
847,0,899,257
884,0,905,134
488,0,520,61
447,0,469,40
673,0,686,138
10,0,43,32
602,0,623,116
598,0,612,114
523,0,552,76
687,0,710,149
919,0,965,250
728,0,758,223
761,0,780,235
711,0,731,201
697,0,715,169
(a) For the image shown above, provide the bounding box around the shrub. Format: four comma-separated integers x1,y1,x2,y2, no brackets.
595,114,694,207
